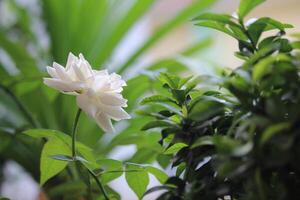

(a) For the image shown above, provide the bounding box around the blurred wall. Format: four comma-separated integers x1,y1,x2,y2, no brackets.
147,0,300,69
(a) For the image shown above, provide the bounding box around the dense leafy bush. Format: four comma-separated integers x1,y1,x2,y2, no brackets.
141,0,300,199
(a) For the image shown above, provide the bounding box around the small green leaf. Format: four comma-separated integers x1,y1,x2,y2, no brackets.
145,166,168,183
164,143,188,155
97,159,123,184
193,13,237,26
40,139,71,185
195,21,236,38
158,73,180,89
252,54,291,81
191,136,214,148
188,96,225,122
248,17,293,44
260,123,290,145
176,163,186,177
140,95,175,105
125,164,149,199
178,76,193,88
141,121,174,131
238,0,265,19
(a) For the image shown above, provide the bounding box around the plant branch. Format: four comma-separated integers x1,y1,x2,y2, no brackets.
87,168,110,200
239,18,258,52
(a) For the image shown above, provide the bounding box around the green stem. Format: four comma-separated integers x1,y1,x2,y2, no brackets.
239,19,258,52
87,168,110,200
0,83,38,128
72,109,82,158
71,109,109,199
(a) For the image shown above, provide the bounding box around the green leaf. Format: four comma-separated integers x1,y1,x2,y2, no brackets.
158,73,180,89
140,95,175,105
260,123,290,145
24,129,98,184
193,13,238,26
178,76,193,88
252,54,291,82
238,0,266,19
191,136,214,148
24,129,96,164
141,121,174,131
195,21,236,38
125,164,149,199
164,143,188,155
97,159,123,184
40,139,71,185
49,154,74,162
145,166,168,184
188,96,225,122
248,17,293,44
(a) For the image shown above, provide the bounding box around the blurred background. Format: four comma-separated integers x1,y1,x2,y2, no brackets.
0,0,299,199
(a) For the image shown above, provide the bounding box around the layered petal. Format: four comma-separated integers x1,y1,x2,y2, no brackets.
43,78,83,93
76,94,98,118
44,52,130,133
95,112,114,133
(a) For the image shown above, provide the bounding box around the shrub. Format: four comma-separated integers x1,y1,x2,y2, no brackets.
140,0,300,199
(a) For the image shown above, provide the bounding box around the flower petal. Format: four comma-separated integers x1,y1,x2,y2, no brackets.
76,94,98,118
43,78,82,93
98,92,127,106
99,104,130,120
46,66,58,78
53,62,72,81
95,112,114,133
66,52,78,70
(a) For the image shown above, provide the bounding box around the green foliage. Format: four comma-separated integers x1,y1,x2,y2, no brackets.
125,164,149,199
0,0,215,199
238,0,265,19
141,1,300,199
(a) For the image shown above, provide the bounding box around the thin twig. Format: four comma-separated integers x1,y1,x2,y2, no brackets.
87,168,110,200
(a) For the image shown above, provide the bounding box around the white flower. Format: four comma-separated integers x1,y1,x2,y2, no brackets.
43,52,130,132
44,53,93,94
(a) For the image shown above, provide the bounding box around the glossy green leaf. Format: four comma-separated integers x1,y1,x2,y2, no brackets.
145,166,168,184
140,95,176,105
125,164,149,199
188,96,225,122
252,54,291,81
40,139,71,185
193,13,238,26
97,159,123,184
164,143,188,155
141,121,174,131
191,136,214,148
238,0,265,19
260,123,290,145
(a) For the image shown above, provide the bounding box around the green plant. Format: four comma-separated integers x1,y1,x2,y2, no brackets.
0,0,217,199
141,0,300,199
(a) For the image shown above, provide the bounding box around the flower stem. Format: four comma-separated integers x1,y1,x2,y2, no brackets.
71,109,109,199
87,169,110,200
72,109,82,158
